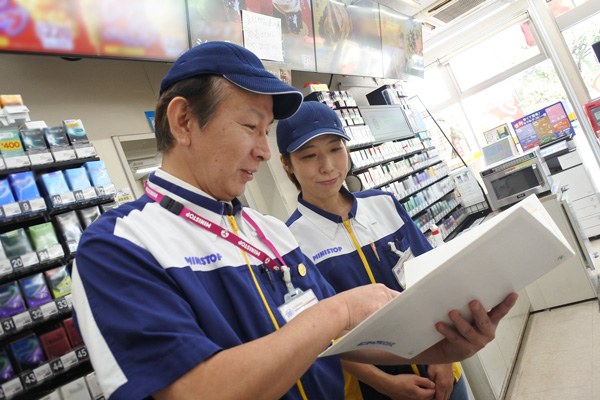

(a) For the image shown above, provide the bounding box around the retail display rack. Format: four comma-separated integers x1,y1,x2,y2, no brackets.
0,95,108,399
305,87,467,245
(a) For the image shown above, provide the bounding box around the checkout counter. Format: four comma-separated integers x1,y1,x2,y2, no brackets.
459,171,598,399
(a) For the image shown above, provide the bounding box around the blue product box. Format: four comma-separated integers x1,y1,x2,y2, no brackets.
0,282,26,318
0,179,16,205
0,351,14,383
62,119,89,144
19,128,47,150
19,273,51,308
84,160,111,186
43,126,70,147
40,171,70,196
9,334,44,371
64,167,91,191
8,171,41,201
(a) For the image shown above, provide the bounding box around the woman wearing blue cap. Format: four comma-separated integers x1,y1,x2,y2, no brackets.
278,101,469,400
72,42,515,400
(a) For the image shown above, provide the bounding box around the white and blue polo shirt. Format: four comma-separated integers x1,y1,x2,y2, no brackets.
71,170,344,400
286,188,435,396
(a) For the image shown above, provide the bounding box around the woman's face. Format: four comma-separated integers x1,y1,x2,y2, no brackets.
287,134,349,204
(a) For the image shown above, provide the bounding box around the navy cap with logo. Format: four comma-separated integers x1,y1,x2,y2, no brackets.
159,41,303,120
276,101,351,153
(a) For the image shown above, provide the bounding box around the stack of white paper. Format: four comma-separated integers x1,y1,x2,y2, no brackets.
319,195,574,359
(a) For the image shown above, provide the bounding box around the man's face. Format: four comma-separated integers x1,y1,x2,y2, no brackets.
188,84,274,201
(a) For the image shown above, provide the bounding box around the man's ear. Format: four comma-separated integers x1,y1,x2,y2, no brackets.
166,97,194,147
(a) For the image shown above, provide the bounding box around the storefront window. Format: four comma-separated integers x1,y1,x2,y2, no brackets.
548,0,591,19
448,21,540,92
562,12,600,100
404,67,451,109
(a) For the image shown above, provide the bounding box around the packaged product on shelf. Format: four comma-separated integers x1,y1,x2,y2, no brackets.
77,206,101,229
28,222,64,262
62,317,83,347
0,282,27,318
8,171,41,201
0,129,30,169
0,178,16,206
0,350,15,383
54,211,83,253
43,126,71,148
8,333,45,371
20,128,54,166
62,119,89,145
39,326,72,359
84,160,114,197
65,167,97,202
7,171,46,214
40,170,74,208
43,126,76,163
0,95,23,107
44,266,72,299
19,273,52,308
59,376,92,400
0,228,34,259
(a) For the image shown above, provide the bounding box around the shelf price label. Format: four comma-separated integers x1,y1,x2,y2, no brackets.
40,301,58,318
60,351,79,370
51,148,77,162
0,259,12,277
73,187,97,202
10,252,39,272
37,244,65,264
2,202,21,218
27,150,54,166
12,311,32,330
3,155,30,169
74,144,97,159
20,198,46,213
1,378,23,399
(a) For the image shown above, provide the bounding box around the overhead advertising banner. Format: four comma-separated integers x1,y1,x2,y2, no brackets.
312,0,383,77
0,0,188,60
187,0,315,71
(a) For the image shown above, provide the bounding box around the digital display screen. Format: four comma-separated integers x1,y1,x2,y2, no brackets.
312,0,383,77
492,166,539,201
0,0,189,61
359,105,413,142
187,0,316,71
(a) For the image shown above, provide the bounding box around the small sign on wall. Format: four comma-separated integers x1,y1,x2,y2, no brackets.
145,111,155,132
242,10,284,62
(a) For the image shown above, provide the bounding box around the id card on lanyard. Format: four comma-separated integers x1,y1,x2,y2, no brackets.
145,182,318,322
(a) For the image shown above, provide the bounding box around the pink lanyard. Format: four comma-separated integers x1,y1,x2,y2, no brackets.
144,182,285,272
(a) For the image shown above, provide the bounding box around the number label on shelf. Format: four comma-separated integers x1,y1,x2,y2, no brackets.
30,307,44,323
75,346,89,361
22,371,37,389
50,358,64,374
33,363,52,384
75,145,97,159
3,155,30,169
55,297,70,312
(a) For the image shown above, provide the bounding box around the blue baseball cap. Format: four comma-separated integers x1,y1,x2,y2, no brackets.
276,101,350,153
160,41,303,120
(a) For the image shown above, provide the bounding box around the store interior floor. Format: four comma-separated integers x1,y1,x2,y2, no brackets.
503,238,600,400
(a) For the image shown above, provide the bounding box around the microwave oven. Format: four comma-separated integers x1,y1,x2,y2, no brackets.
480,148,553,210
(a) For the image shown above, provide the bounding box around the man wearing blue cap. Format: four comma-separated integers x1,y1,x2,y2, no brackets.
71,41,516,400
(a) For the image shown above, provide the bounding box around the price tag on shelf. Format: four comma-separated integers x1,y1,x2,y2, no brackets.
1,378,23,399
64,293,73,309
33,363,53,383
0,156,5,171
12,311,32,330
73,187,97,202
51,191,76,208
21,252,39,269
60,351,78,369
39,245,65,263
74,144,97,159
2,202,21,218
28,150,54,166
40,301,58,318
0,259,12,277
3,155,30,169
51,148,77,162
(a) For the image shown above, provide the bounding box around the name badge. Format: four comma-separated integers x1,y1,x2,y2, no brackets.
278,289,318,323
392,248,414,290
